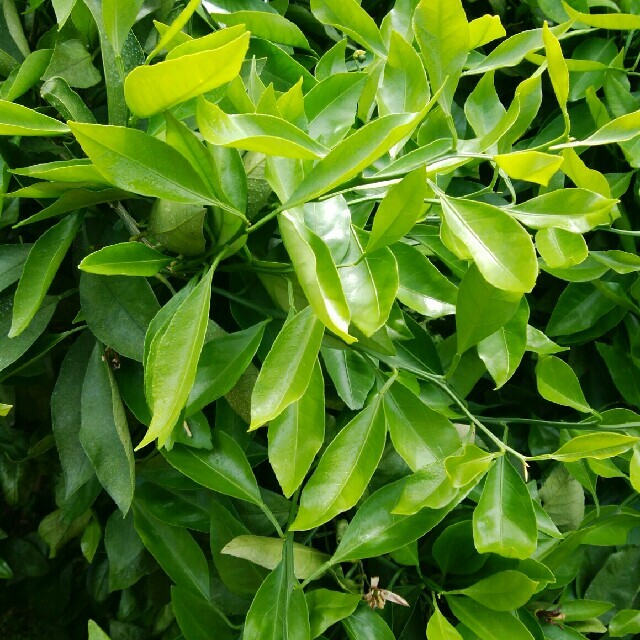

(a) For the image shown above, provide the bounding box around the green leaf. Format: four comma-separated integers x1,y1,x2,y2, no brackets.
0,99,69,135
468,14,506,49
11,159,107,184
221,535,330,580
171,586,234,640
141,269,213,448
433,520,487,576
413,0,469,113
392,242,458,318
556,108,640,148
427,603,463,640
88,621,111,640
102,0,144,55
562,2,640,30
384,381,460,472
51,333,95,499
268,359,325,497
243,537,310,640
133,498,210,600
146,0,201,62
163,432,262,505
80,343,135,514
378,31,429,116
250,306,324,430
0,294,57,372
536,228,588,269
539,464,585,532
0,245,30,293
367,168,427,254
473,456,537,559
42,39,101,89
104,510,148,591
506,188,617,233
544,432,638,462
0,49,53,102
306,589,361,639
279,211,353,343
80,273,160,362
198,97,327,160
320,346,375,411
494,151,564,186
310,0,386,57
457,571,538,611
9,212,82,337
446,596,535,639
591,250,640,274
609,609,640,637
343,605,395,640
285,109,433,209
339,230,398,337
291,396,386,530
188,321,267,415
477,298,529,388
543,21,569,119
438,191,538,293
79,242,172,277
535,355,593,413
68,122,234,209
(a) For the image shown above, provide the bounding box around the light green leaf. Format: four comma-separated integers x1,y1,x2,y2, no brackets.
42,39,101,89
427,603,463,640
79,242,171,277
473,456,537,559
609,609,640,637
456,264,522,355
88,621,111,640
68,122,232,209
102,0,144,55
163,432,262,505
310,0,386,57
80,343,135,514
368,168,426,254
392,242,457,318
457,571,538,611
11,159,107,184
198,97,327,160
384,381,460,472
555,108,640,149
250,306,324,430
543,21,569,118
535,355,593,413
125,32,249,118
268,360,325,497
562,2,640,29
477,297,530,388
536,228,588,269
545,432,638,462
438,191,538,293
0,100,69,136
468,14,506,49
291,396,386,530
146,0,200,62
307,589,361,639
221,535,329,580
413,0,469,113
149,200,206,256
279,211,352,343
140,269,213,448
0,49,53,102
9,212,82,337
494,151,564,186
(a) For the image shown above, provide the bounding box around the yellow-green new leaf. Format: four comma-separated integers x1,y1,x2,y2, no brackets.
139,269,213,449
197,97,327,160
468,14,506,49
536,228,588,269
221,535,330,580
427,603,463,640
10,212,82,337
291,396,386,530
250,306,324,430
0,100,69,136
543,21,569,120
146,0,201,62
166,25,246,59
535,355,593,413
438,192,538,293
562,2,640,30
125,32,250,118
494,151,564,186
555,109,640,149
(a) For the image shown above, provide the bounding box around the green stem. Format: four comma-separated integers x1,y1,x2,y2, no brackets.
300,560,334,589
260,503,285,538
247,208,281,234
211,286,285,318
210,601,243,631
478,416,603,430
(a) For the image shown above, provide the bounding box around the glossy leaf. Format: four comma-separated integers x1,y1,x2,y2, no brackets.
320,346,375,411
544,432,638,462
80,344,135,514
291,396,386,531
536,228,588,269
307,589,361,639
268,360,325,497
171,586,234,640
0,100,69,136
79,242,172,277
457,570,538,611
221,535,330,579
473,456,537,559
163,431,262,505
343,605,395,639
535,355,593,413
141,269,213,448
427,603,463,640
10,212,81,337
438,192,538,293
494,151,564,186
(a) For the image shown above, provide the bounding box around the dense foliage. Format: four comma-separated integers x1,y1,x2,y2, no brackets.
4,0,640,638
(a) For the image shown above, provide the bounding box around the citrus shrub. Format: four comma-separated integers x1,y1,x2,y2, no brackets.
2,0,640,638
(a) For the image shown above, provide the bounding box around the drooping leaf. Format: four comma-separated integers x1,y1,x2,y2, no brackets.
79,242,172,277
